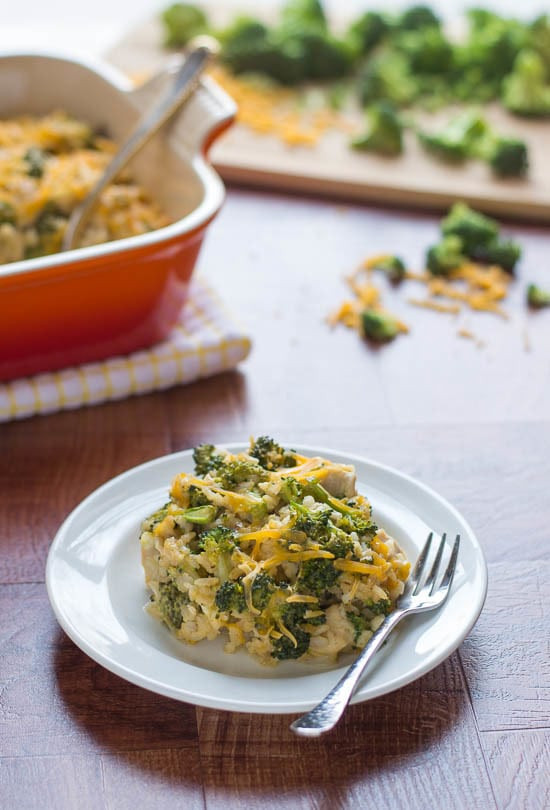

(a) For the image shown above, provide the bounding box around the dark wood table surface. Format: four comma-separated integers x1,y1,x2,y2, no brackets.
1,189,549,809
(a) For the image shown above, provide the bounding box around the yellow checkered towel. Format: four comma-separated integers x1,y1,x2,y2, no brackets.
0,278,251,423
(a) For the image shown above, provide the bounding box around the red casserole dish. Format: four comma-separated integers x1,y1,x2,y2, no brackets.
0,52,236,380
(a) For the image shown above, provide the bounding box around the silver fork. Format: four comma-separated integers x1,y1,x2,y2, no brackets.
290,532,461,737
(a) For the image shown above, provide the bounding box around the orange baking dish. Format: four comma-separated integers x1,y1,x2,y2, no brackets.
0,53,236,381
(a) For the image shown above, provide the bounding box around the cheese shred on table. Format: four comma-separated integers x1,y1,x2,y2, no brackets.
140,438,410,666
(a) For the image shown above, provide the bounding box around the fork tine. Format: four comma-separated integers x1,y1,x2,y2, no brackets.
437,534,460,593
411,532,433,594
424,533,447,594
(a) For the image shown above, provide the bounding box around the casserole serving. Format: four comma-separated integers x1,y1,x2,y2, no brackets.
0,53,236,380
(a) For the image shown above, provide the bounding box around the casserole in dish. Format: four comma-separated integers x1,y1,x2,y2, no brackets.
0,53,236,380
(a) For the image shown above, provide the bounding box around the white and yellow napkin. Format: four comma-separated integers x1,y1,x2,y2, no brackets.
0,279,250,423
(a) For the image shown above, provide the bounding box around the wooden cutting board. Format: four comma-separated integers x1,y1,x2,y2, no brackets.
107,10,550,222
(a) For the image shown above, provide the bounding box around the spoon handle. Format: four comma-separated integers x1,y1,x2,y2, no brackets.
63,40,215,251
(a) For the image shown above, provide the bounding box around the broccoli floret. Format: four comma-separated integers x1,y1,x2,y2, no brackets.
335,512,377,539
180,505,217,524
527,283,550,308
215,579,246,614
271,627,310,660
158,581,188,629
357,50,418,107
250,436,296,470
296,558,341,598
441,202,499,253
398,5,441,31
23,147,47,178
360,309,401,342
161,3,209,47
418,110,489,163
192,444,224,476
502,49,550,117
346,611,369,644
469,238,521,273
187,485,210,507
346,11,390,57
529,15,550,74
250,572,277,611
34,202,66,236
395,26,453,75
213,459,267,490
279,476,303,504
370,255,406,283
455,12,527,91
426,234,466,276
280,0,326,29
366,598,391,615
352,102,403,157
323,533,354,559
0,200,16,225
291,501,332,543
199,526,239,583
480,136,529,178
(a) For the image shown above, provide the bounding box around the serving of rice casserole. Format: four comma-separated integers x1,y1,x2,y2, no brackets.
0,110,169,263
140,438,410,666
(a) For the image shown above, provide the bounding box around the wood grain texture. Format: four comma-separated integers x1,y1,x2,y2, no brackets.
196,656,496,810
460,562,550,731
0,756,104,810
481,730,550,810
0,584,200,757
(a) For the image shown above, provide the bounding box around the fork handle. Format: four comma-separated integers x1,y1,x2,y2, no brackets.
290,610,404,737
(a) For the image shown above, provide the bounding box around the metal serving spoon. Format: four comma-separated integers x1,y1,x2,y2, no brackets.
61,36,218,252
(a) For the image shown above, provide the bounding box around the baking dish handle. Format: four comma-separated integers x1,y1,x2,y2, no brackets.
129,60,236,157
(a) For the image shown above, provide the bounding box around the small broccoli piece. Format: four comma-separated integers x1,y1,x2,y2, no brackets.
323,533,354,559
418,110,489,163
199,526,239,583
296,558,341,598
34,202,66,236
502,49,550,117
0,200,16,225
180,505,217,524
251,572,277,611
335,512,377,539
158,581,188,629
215,579,246,614
480,136,529,178
395,26,453,75
346,611,369,644
279,476,303,504
366,598,391,615
280,0,326,31
213,459,267,490
161,3,209,48
426,234,466,276
187,485,210,507
192,444,224,476
371,255,406,283
398,5,441,31
23,147,47,178
271,627,311,660
352,102,403,157
357,50,418,107
456,12,527,88
469,238,521,272
250,436,296,470
360,309,401,342
291,501,332,543
529,15,550,74
346,11,390,57
441,202,499,253
527,283,550,308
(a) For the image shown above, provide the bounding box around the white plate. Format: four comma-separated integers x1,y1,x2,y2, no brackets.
46,444,487,714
